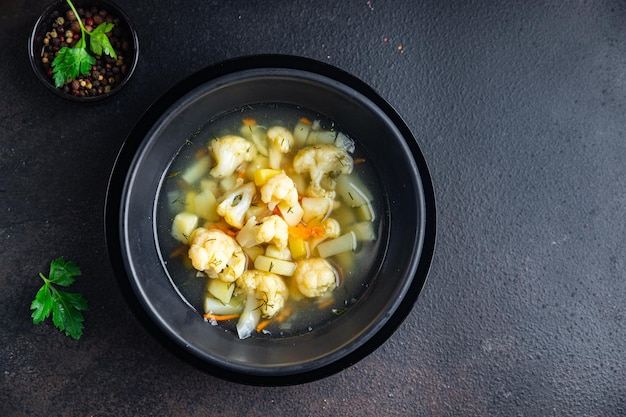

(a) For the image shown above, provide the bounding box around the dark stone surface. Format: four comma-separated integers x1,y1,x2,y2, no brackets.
1,0,624,415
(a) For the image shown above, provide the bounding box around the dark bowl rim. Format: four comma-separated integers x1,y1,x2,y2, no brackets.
28,0,140,103
104,54,436,385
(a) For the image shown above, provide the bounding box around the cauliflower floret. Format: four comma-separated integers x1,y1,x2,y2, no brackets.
266,126,294,169
216,181,256,229
237,270,288,318
293,144,353,198
236,215,289,249
310,217,341,250
320,217,341,238
259,171,299,210
255,215,289,249
293,258,338,298
208,135,256,178
187,227,247,282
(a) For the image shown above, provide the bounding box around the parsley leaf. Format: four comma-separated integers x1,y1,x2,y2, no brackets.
51,47,96,88
48,257,81,285
30,284,54,323
89,23,117,59
30,258,88,339
50,0,118,88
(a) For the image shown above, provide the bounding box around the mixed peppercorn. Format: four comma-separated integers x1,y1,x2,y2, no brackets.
40,5,132,98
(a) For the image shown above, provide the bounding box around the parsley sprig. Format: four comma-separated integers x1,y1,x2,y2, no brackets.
30,257,89,339
51,0,117,88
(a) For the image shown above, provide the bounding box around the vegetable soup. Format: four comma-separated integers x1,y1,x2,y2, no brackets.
156,103,384,339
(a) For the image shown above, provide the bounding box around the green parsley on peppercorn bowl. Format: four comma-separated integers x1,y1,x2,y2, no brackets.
105,55,436,385
29,0,139,101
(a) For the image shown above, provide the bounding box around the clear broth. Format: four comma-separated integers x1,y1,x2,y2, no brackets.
155,103,386,338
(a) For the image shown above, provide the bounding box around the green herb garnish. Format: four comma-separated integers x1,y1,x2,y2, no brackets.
30,257,89,339
331,308,347,316
51,0,117,88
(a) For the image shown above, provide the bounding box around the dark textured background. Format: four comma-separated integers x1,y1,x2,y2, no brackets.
1,0,625,415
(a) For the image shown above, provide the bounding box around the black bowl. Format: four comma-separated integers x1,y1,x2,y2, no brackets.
28,0,139,102
105,55,435,385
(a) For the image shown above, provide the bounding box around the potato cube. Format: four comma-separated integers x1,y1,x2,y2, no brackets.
171,212,199,243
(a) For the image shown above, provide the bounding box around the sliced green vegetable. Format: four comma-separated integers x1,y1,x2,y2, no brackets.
254,255,297,276
316,231,357,258
204,293,244,316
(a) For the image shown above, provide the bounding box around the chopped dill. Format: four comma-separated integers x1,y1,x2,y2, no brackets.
331,308,347,316
171,196,187,205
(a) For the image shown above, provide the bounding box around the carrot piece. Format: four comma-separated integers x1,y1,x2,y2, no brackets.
176,178,194,192
299,117,312,125
288,224,308,239
275,306,292,324
208,223,238,236
169,245,188,258
242,118,257,126
317,297,335,310
354,158,366,164
288,224,325,240
203,313,240,321
194,147,208,159
310,226,324,239
256,319,271,333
